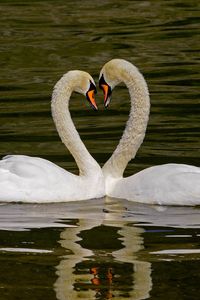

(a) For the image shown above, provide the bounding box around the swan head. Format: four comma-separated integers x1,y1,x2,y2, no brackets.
99,59,133,107
71,70,98,110
55,70,98,110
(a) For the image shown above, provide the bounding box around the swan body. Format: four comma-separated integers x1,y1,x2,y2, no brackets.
0,71,104,203
105,163,200,206
99,59,200,206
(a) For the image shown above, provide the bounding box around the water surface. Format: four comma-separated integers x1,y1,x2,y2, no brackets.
0,0,200,299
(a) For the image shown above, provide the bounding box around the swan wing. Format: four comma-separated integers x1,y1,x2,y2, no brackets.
108,164,200,205
0,155,80,203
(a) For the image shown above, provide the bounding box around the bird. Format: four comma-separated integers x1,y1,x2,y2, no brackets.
99,58,200,205
0,70,104,203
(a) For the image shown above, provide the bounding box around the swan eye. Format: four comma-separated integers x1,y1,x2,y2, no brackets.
99,75,112,108
86,81,98,110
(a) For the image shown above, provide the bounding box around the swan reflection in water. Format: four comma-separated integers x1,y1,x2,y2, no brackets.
54,216,152,300
53,197,200,299
0,197,200,299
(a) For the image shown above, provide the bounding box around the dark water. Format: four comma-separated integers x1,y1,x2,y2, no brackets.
0,0,200,299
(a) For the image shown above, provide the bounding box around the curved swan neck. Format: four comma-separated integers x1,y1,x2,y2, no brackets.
103,60,150,178
51,73,100,176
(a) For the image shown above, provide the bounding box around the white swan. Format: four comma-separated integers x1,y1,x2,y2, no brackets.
0,70,104,203
99,59,200,205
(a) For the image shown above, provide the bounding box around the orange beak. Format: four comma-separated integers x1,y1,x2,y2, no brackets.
87,90,98,110
101,84,109,103
99,75,112,108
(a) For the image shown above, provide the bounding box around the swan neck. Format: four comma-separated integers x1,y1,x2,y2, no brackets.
51,74,100,176
103,63,150,178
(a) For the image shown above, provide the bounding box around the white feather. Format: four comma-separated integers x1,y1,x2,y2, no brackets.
101,59,200,206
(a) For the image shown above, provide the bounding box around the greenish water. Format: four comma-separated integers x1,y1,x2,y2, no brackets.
0,0,200,299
